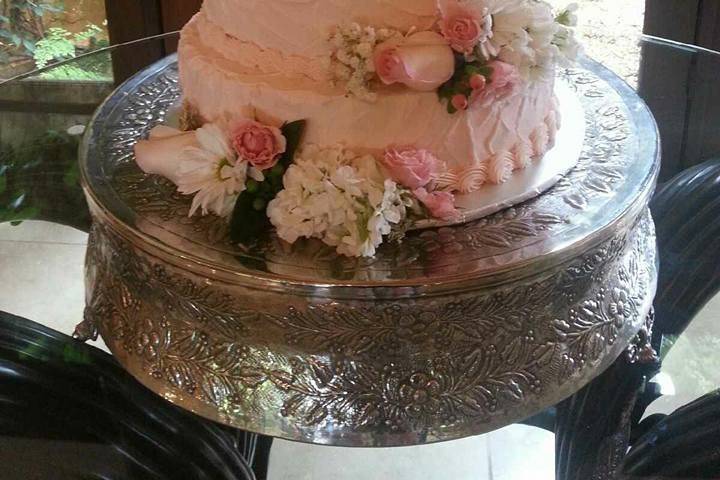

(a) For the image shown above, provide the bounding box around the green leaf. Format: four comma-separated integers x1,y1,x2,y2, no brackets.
229,190,272,244
22,38,35,52
229,119,307,243
279,119,306,168
437,82,455,101
2,205,40,224
478,65,493,77
63,161,80,187
453,52,467,73
464,64,482,76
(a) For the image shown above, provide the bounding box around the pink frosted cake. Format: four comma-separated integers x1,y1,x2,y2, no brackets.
135,0,580,257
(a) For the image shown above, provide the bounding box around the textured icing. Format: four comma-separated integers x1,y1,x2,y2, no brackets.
178,9,559,193
192,11,331,83
202,0,437,56
435,112,560,192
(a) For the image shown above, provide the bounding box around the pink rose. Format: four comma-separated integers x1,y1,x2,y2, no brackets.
382,147,441,189
470,60,522,107
414,187,459,221
374,31,455,92
374,48,407,85
230,120,287,170
438,0,494,54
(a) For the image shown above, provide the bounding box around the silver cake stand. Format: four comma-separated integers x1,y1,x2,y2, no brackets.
77,55,660,447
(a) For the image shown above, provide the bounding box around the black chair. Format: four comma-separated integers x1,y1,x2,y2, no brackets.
555,158,720,479
0,310,261,480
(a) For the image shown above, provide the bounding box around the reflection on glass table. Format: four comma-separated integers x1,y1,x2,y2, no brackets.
0,34,719,479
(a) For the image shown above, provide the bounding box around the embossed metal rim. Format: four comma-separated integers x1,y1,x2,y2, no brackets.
80,56,660,296
85,211,658,447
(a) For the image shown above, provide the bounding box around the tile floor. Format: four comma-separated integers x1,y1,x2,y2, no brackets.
2,220,718,479
0,221,88,338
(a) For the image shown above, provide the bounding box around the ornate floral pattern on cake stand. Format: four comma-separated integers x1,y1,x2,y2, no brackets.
76,55,660,447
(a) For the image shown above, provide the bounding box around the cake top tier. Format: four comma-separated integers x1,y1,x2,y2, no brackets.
202,0,438,56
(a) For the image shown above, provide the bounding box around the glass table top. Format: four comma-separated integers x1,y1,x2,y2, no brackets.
1,33,720,479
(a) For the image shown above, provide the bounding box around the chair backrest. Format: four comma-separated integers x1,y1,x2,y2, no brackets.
650,158,720,338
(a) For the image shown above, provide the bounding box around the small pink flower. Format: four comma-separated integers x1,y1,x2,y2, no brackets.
469,73,487,91
382,147,441,189
374,31,455,92
414,187,459,221
230,120,287,170
470,61,522,107
438,0,493,54
489,61,520,91
451,94,469,111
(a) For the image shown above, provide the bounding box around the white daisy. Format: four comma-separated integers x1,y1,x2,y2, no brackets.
176,123,248,218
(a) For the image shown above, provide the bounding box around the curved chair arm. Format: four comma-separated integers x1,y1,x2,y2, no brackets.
556,158,720,480
0,311,258,480
650,158,720,340
554,339,659,480
623,390,720,478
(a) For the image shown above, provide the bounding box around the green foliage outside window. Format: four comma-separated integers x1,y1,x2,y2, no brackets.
33,24,110,80
1,0,111,81
0,128,90,229
0,0,62,62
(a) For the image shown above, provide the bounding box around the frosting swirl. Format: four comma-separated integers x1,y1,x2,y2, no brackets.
487,151,515,185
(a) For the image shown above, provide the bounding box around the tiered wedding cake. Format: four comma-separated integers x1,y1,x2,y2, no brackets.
135,0,580,257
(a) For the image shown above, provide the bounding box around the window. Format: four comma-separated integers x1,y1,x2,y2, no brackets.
0,0,111,82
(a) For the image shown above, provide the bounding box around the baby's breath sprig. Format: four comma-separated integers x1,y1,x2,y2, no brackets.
329,23,401,101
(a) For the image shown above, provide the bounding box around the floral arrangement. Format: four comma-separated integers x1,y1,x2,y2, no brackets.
329,0,580,111
268,145,460,257
136,117,458,257
134,0,580,257
136,115,305,242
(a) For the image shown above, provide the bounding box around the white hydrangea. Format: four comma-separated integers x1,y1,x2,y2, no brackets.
329,23,401,101
267,145,411,257
485,0,580,81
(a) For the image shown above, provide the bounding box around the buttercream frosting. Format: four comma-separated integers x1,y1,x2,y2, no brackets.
202,0,438,57
178,11,559,193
